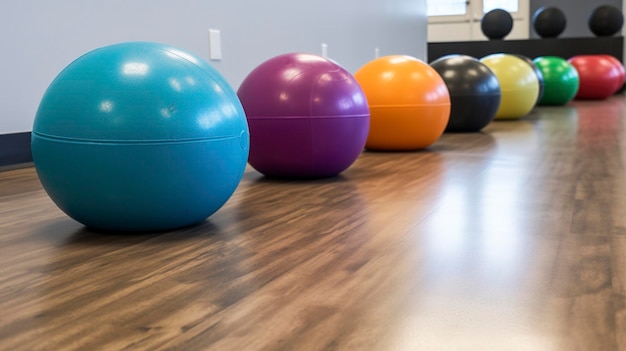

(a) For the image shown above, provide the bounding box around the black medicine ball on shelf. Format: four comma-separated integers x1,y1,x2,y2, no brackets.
481,9,514,40
532,6,567,38
588,5,624,37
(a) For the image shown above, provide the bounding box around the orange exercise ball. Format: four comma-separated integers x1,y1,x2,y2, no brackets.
354,55,450,151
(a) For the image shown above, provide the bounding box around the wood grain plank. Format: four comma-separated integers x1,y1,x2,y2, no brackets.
1,96,626,350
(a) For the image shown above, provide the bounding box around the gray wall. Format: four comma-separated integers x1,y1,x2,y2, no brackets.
0,1,427,134
530,0,623,38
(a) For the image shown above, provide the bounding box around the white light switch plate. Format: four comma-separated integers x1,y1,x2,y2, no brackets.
209,29,222,61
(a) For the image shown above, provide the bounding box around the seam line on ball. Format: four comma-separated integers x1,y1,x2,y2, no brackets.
32,131,240,145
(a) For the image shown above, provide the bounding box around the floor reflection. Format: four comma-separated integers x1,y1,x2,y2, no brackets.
4,96,626,350
377,100,618,350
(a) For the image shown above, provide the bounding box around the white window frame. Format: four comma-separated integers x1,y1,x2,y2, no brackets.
474,0,524,20
428,0,471,23
428,0,525,23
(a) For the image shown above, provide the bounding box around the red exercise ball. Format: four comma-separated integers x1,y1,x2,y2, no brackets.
568,55,623,99
598,55,625,88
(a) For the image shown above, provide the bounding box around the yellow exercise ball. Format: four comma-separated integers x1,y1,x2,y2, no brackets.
479,54,539,120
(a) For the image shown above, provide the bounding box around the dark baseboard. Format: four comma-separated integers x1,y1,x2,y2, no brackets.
0,132,33,168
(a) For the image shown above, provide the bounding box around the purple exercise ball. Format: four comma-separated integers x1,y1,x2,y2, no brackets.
237,53,370,178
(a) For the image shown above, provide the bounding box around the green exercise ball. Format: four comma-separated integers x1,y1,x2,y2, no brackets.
532,56,579,106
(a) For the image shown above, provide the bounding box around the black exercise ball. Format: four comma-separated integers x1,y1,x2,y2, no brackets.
532,6,567,38
589,5,624,37
512,54,545,106
481,9,514,40
430,55,501,133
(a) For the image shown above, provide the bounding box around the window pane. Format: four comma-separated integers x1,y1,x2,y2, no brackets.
483,0,519,13
427,0,468,16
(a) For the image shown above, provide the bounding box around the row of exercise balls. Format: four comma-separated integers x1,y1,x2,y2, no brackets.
280,52,597,144
432,53,546,126
432,53,624,128
244,51,623,157
240,53,451,159
32,42,625,232
533,5,623,38
491,55,622,105
484,5,625,40
533,54,625,102
33,43,453,232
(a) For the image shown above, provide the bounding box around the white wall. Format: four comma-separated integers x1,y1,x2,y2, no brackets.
0,0,427,134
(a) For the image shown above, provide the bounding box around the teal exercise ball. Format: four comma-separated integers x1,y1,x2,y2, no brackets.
32,42,249,232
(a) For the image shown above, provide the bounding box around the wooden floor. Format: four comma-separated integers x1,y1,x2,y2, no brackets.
1,96,626,351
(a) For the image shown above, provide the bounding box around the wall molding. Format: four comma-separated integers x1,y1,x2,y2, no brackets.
0,132,32,168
